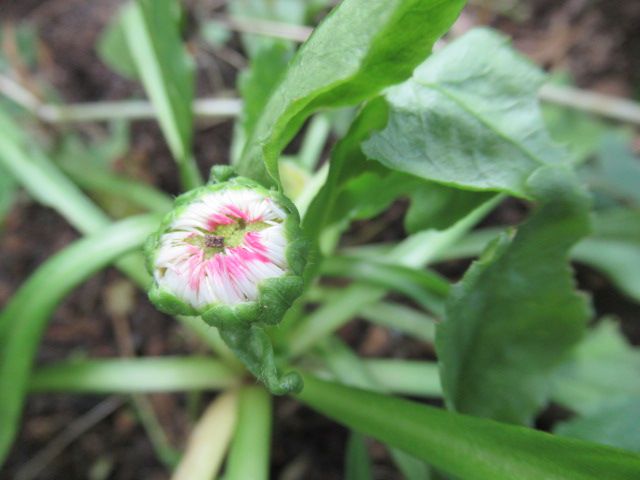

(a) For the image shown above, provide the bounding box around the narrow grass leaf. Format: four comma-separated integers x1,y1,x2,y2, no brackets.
0,214,161,466
297,374,640,480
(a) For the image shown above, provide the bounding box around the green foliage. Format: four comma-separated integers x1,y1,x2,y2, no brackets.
97,4,139,79
29,357,237,393
555,397,640,453
321,255,448,314
237,0,466,186
225,387,272,480
298,374,640,480
551,320,640,415
0,215,161,465
238,43,293,141
582,133,640,208
2,0,638,474
345,433,373,480
437,169,592,425
363,28,565,198
0,164,17,228
123,0,201,190
572,208,640,302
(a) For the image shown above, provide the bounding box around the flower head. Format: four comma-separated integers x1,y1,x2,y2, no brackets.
146,177,306,328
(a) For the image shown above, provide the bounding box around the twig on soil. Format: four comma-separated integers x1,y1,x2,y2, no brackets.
2,69,640,126
14,396,125,480
539,83,640,126
214,14,313,43
0,74,242,122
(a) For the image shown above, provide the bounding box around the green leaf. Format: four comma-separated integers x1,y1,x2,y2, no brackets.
572,209,640,303
551,320,640,415
225,386,272,480
29,357,237,393
296,374,640,480
0,214,161,466
435,208,640,304
319,338,433,479
321,255,448,315
238,42,293,141
346,433,373,480
303,98,389,250
436,168,592,425
123,0,201,190
555,396,640,453
290,196,502,355
405,185,493,233
97,4,139,79
236,0,466,186
55,126,173,217
0,108,113,234
360,302,437,344
0,163,17,227
582,134,640,208
363,28,564,198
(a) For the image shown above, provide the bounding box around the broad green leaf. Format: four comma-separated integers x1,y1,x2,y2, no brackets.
297,374,640,480
436,168,591,425
363,28,564,198
0,214,161,466
123,0,201,190
551,320,640,415
29,357,237,393
225,387,272,480
555,396,640,453
97,4,139,79
236,0,466,186
436,208,640,304
303,99,490,251
345,433,373,480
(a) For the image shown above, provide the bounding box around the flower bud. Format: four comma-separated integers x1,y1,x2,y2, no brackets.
145,176,306,329
145,175,307,394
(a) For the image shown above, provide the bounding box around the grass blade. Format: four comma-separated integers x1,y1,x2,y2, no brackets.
0,214,161,466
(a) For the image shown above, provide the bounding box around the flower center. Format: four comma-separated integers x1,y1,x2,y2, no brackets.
185,217,273,257
204,235,225,249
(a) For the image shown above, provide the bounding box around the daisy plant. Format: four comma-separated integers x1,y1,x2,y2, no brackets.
1,0,640,479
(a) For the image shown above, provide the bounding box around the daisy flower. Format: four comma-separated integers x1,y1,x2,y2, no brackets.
145,176,306,328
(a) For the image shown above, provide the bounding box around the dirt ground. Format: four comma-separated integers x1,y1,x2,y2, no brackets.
1,0,639,479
